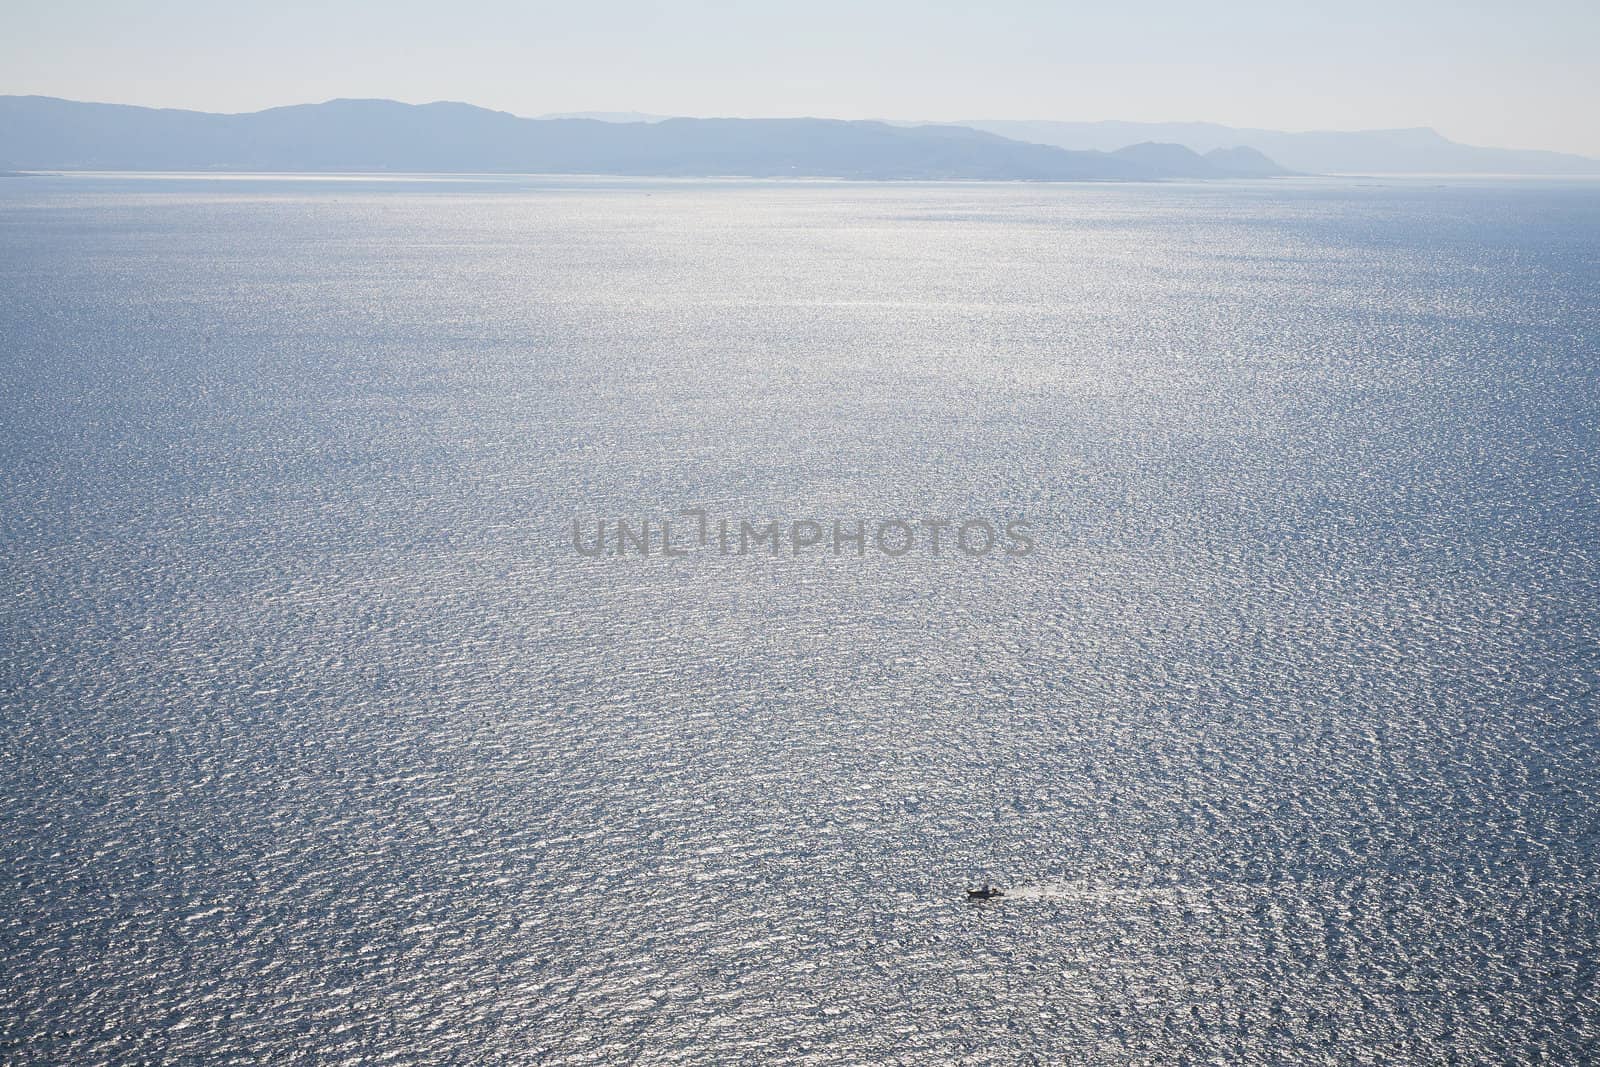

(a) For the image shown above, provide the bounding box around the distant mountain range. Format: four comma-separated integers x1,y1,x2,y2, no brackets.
555,112,1600,175
1112,142,1287,178
0,96,1283,181
956,119,1600,175
2,96,1592,179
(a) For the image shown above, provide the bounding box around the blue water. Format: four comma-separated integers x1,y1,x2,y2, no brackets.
2,173,1598,1063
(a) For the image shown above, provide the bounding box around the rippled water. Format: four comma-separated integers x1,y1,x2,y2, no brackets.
2,173,1598,1063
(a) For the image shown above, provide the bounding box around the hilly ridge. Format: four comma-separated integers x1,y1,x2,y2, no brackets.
0,96,1283,181
959,119,1600,175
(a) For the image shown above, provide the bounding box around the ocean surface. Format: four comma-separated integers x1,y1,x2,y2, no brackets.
2,173,1597,1064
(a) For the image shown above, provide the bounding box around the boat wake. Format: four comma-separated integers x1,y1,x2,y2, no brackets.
984,880,1219,907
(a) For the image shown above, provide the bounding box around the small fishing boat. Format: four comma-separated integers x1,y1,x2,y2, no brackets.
966,883,1004,900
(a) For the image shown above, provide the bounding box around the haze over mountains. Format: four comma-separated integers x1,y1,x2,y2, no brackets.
549,111,1600,175
0,96,1285,180
557,112,1600,175
958,119,1600,175
2,96,1594,179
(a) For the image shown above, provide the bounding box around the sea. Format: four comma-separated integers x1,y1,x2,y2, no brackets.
1,172,1597,1063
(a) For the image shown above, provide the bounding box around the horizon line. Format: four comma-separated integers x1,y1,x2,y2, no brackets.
4,92,1596,162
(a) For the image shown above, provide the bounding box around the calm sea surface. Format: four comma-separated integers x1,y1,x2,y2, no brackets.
2,174,1598,1063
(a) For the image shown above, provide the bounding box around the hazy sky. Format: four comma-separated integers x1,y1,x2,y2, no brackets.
4,0,1597,155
